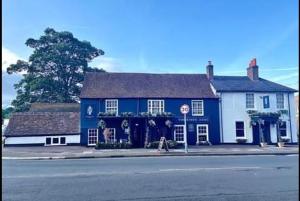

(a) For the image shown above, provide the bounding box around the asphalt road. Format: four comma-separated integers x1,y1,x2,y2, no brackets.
2,155,299,201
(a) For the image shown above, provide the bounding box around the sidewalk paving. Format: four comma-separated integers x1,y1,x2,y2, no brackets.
2,144,299,160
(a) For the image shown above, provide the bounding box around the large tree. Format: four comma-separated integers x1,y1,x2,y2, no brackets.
7,28,105,112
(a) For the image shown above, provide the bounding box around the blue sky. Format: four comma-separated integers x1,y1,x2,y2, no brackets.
2,0,299,107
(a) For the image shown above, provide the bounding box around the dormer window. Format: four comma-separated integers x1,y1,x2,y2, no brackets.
148,100,164,114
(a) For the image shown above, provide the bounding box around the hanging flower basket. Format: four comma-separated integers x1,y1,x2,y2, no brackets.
121,119,129,130
165,120,173,128
98,119,106,129
148,119,156,127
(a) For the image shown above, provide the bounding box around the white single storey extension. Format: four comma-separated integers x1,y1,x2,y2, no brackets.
207,59,298,144
4,103,80,146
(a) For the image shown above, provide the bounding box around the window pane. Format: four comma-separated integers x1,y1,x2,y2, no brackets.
60,137,66,144
235,122,244,129
246,94,254,108
235,121,245,137
236,130,245,137
53,138,59,144
46,138,51,145
276,94,284,109
192,100,203,115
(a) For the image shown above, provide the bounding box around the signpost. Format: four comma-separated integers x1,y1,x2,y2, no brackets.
180,104,189,153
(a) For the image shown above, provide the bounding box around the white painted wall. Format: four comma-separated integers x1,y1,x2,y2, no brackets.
4,135,80,145
218,92,297,143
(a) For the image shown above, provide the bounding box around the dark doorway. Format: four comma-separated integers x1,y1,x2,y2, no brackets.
262,122,271,144
130,119,145,148
252,121,271,144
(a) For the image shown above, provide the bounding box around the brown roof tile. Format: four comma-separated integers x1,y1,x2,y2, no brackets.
4,112,80,137
80,72,217,98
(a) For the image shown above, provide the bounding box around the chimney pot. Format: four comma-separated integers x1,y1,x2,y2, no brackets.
247,58,259,80
206,61,214,80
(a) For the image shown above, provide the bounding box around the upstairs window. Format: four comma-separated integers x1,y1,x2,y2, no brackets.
148,100,164,114
263,96,270,108
192,100,204,116
246,93,254,109
279,121,287,137
235,121,245,138
276,94,284,109
106,99,118,115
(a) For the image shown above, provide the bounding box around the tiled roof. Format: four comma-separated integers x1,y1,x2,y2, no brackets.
4,112,80,137
211,76,297,92
80,72,217,99
29,103,80,112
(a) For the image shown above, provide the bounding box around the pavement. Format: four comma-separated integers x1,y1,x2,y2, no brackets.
2,144,299,160
3,155,299,201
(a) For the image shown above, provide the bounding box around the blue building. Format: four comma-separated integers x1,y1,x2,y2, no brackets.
80,72,220,147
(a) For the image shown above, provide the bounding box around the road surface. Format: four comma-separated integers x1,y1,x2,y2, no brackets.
3,155,298,201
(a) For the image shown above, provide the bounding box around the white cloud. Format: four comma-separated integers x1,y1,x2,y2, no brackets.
271,72,299,82
2,47,22,72
90,56,122,72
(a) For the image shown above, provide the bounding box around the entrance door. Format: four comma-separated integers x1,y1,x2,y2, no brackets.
131,119,145,148
252,122,271,144
262,122,271,144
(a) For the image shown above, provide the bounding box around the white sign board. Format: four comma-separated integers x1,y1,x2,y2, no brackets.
180,104,189,114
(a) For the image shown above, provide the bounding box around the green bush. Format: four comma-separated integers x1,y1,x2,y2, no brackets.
95,142,132,149
146,140,181,149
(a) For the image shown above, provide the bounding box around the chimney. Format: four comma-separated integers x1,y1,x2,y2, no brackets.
247,58,259,81
206,61,214,80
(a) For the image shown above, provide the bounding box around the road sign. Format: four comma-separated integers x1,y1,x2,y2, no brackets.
180,104,189,114
180,104,189,153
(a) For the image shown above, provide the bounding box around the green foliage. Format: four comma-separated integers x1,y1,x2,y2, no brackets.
95,141,132,149
6,27,105,112
146,140,180,149
2,107,14,119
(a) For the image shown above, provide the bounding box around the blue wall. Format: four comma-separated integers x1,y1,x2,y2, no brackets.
80,98,220,146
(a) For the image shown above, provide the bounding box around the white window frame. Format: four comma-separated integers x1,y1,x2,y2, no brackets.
196,124,209,143
88,129,98,146
192,100,204,116
107,128,116,143
174,125,185,143
105,99,118,115
276,93,284,109
148,100,164,114
45,136,67,146
246,93,255,109
235,121,246,139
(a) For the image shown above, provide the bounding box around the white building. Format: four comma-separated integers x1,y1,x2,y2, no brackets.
207,59,298,144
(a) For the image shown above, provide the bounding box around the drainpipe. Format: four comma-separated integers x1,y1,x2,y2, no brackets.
287,93,293,142
219,93,224,143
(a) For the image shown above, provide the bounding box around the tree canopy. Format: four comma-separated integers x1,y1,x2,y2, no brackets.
7,28,105,112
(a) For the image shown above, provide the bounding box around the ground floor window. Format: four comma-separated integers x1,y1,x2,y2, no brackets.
60,137,66,144
197,124,209,143
235,121,245,138
174,125,184,143
279,121,287,137
45,136,67,146
52,137,59,144
46,137,51,145
107,128,116,143
88,129,98,145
